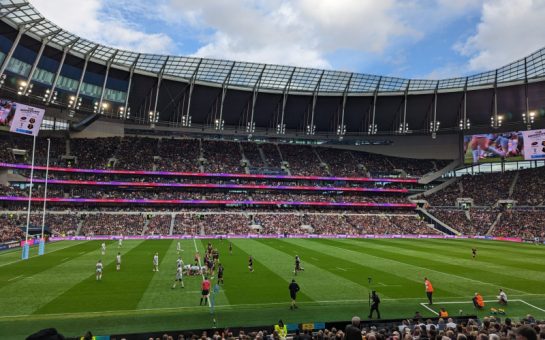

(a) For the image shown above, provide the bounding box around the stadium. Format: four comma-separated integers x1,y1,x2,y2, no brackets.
0,0,545,339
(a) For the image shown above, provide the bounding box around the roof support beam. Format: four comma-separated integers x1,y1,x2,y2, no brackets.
307,70,325,135
151,57,169,124
338,74,353,137
217,62,236,130
461,77,469,130
492,70,499,128
431,81,439,138
369,77,381,135
23,37,49,94
97,51,118,113
74,45,98,104
123,54,140,118
401,80,410,134
0,26,25,77
183,59,202,127
278,68,296,135
47,41,76,103
248,65,266,134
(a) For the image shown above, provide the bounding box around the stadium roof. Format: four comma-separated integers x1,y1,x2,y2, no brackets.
2,0,545,96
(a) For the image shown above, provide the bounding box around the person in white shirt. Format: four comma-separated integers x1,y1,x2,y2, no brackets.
446,318,457,329
153,252,159,272
96,260,103,281
118,237,123,248
116,252,121,271
497,289,508,305
101,242,106,256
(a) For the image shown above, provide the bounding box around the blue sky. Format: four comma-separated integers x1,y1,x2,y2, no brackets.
29,0,545,79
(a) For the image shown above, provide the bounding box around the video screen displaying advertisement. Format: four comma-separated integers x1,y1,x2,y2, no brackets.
0,99,16,131
464,130,545,164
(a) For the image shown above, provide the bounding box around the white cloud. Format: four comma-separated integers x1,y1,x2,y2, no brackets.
29,0,174,54
456,0,545,71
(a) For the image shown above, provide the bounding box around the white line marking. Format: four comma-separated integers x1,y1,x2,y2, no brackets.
61,257,70,262
0,242,84,268
335,267,347,271
420,302,439,315
518,299,545,313
311,257,319,261
377,282,402,287
79,251,86,255
192,238,211,307
1,294,544,320
7,275,23,282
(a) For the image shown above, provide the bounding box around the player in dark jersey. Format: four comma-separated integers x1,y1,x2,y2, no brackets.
472,248,477,259
248,256,254,272
217,263,224,284
229,242,233,255
289,279,300,310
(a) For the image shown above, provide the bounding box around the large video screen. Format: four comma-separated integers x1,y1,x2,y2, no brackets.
464,130,545,164
0,99,16,130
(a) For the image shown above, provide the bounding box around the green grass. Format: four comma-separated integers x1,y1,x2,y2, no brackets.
1,239,544,339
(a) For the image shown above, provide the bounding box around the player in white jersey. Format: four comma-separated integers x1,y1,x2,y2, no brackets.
118,237,123,248
101,242,106,256
96,260,103,281
172,265,185,288
176,257,184,268
116,252,122,271
153,252,159,272
176,241,182,254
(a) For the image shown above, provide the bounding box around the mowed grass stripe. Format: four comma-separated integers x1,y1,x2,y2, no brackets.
240,238,369,302
33,240,169,314
0,241,87,268
219,239,311,305
275,238,434,299
424,239,545,257
348,238,537,294
301,238,476,298
0,241,119,317
0,241,92,285
372,239,545,277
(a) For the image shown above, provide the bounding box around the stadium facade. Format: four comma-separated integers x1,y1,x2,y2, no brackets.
0,0,545,146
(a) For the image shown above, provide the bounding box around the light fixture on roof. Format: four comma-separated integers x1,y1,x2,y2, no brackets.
398,122,410,134
0,73,6,87
522,111,535,130
246,121,255,134
490,115,503,128
459,119,470,130
276,123,286,135
337,124,346,136
430,120,440,139
306,124,316,136
214,119,224,131
368,124,377,135
182,115,192,127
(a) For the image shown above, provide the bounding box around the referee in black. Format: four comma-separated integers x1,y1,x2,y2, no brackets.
368,291,381,319
289,279,300,310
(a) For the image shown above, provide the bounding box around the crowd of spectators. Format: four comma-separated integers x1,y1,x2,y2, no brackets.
511,167,545,206
495,210,545,239
242,142,266,168
1,134,449,178
203,141,242,173
79,214,145,236
146,215,172,235
426,172,515,207
156,139,200,172
428,209,497,235
0,214,24,242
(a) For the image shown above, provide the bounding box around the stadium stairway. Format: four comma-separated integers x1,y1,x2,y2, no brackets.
417,207,458,235
486,212,503,236
508,171,520,197
418,159,461,185
409,177,457,202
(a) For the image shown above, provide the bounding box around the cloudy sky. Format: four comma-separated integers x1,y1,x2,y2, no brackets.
29,0,545,79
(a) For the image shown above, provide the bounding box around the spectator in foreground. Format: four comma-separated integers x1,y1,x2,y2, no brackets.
345,316,361,340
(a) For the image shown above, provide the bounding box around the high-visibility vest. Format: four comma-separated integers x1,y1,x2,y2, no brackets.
275,324,287,339
425,280,434,292
439,310,449,318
